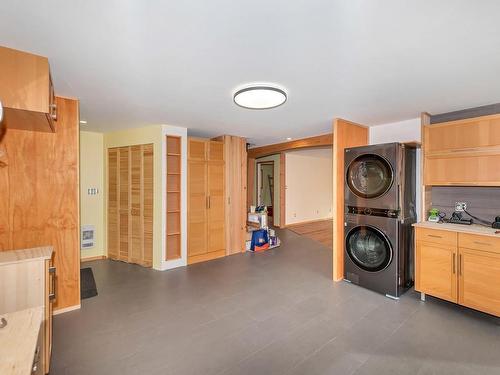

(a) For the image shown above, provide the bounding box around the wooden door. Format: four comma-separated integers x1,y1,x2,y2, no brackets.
108,149,119,260
107,144,153,267
188,138,207,160
130,146,143,264
207,160,225,254
119,147,130,262
222,136,247,255
458,248,500,317
142,145,154,267
188,160,208,257
416,241,458,303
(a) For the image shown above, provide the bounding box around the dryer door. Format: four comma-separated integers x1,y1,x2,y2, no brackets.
346,225,393,272
346,154,393,199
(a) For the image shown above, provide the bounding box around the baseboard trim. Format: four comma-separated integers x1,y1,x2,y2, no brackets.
81,255,107,262
188,249,225,265
286,217,333,227
53,304,81,315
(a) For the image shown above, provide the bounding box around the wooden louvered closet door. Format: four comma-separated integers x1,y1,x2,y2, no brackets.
107,144,153,267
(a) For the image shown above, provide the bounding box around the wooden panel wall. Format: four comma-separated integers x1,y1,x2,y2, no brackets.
247,157,255,210
332,118,368,281
217,135,247,255
0,97,80,311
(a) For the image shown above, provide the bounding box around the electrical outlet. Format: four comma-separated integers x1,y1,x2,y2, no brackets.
455,202,467,212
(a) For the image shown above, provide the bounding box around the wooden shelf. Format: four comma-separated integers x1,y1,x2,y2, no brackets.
166,135,182,261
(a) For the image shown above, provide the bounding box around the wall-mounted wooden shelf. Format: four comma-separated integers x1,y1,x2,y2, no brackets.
166,136,182,261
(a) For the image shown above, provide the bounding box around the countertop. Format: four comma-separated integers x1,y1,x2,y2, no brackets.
0,307,43,375
413,221,500,238
0,246,53,266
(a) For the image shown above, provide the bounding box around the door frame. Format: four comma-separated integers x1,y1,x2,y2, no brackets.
256,161,274,207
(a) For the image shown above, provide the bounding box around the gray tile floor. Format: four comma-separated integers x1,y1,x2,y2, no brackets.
52,229,500,375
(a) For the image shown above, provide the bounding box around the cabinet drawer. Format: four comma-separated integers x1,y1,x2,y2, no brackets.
459,233,500,254
416,228,457,247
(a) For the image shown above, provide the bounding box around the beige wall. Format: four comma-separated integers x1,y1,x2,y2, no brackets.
80,131,105,259
285,148,333,225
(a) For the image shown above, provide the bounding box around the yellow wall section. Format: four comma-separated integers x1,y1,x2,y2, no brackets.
80,131,105,259
103,125,164,269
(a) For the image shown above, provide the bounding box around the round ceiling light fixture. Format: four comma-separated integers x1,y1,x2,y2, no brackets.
233,84,287,110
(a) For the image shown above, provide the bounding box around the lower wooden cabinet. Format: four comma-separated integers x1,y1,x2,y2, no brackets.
458,248,500,317
416,241,457,303
415,226,500,317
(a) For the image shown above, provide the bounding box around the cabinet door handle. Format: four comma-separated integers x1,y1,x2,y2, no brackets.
49,266,56,301
428,234,442,239
458,254,462,276
452,253,456,274
208,196,211,209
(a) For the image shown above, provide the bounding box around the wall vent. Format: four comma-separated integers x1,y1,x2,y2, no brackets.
81,225,95,249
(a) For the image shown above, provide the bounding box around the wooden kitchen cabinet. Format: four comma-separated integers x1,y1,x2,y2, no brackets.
415,224,500,317
415,232,458,303
423,114,500,185
187,138,226,264
0,46,56,132
458,247,500,317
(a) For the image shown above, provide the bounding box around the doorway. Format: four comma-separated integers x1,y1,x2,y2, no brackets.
256,161,275,223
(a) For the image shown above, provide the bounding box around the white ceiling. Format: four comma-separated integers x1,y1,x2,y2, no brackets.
1,1,500,145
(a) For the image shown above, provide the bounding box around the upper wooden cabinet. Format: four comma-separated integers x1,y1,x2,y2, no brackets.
0,46,56,132
423,114,500,186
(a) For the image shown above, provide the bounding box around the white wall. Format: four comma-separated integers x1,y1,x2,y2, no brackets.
369,118,421,144
369,118,422,220
285,148,333,225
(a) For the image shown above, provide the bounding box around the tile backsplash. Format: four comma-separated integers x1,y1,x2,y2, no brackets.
430,186,500,223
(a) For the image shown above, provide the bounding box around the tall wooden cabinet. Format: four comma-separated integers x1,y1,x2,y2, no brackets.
108,144,153,267
187,138,225,264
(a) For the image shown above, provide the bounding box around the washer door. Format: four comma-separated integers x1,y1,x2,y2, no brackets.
346,154,393,199
346,225,393,272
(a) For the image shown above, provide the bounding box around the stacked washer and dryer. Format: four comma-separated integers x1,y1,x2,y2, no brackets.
343,143,417,299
